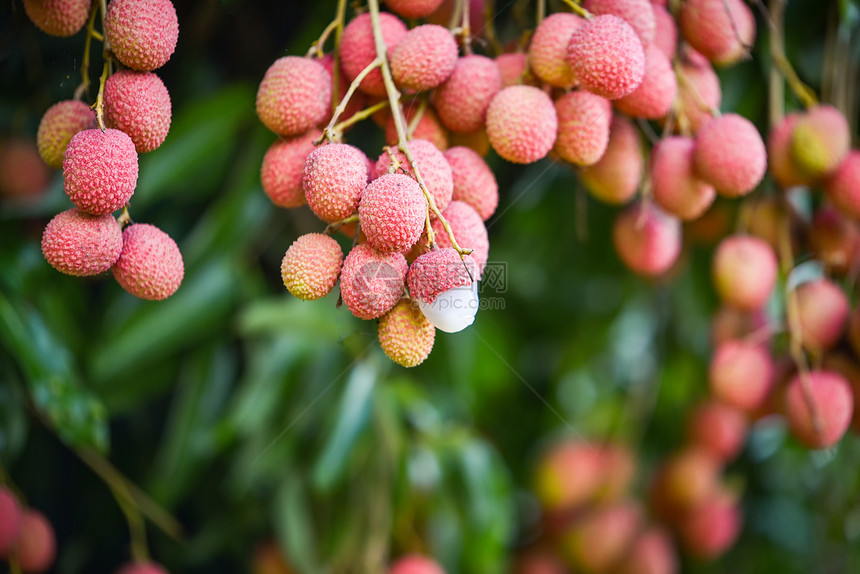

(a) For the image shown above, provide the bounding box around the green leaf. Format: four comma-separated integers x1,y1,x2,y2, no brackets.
275,476,322,574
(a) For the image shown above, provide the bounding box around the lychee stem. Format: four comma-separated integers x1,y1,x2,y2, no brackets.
319,58,383,144
333,99,388,133
306,18,340,59
537,0,546,25
767,0,817,109
405,98,427,138
73,2,102,101
460,0,473,55
324,213,359,235
94,60,110,131
116,204,132,228
560,0,592,19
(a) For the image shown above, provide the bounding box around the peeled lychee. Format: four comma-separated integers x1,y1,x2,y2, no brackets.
486,85,558,164
616,527,678,574
651,4,677,59
679,0,755,66
304,143,369,222
23,0,90,37
443,146,498,220
527,13,584,88
429,200,489,275
612,202,682,276
675,53,721,133
112,223,184,300
384,0,446,19
791,105,851,179
115,562,169,574
63,128,138,215
767,113,814,188
257,56,332,137
694,114,766,197
785,370,853,449
579,116,643,204
825,150,860,220
389,554,446,574
0,487,21,557
340,243,408,320
105,70,172,153
378,299,436,368
385,106,448,152
567,15,646,100
391,25,458,92
584,0,657,46
534,440,605,514
561,502,642,573
260,131,320,208
435,55,502,133
359,173,426,254
375,139,453,213
687,400,748,462
408,247,475,304
651,136,716,221
710,341,775,411
794,279,849,352
614,43,677,119
678,489,741,559
340,12,407,97
37,100,96,169
13,510,55,573
712,235,777,310
42,208,123,276
104,0,179,71
281,233,343,301
554,91,612,166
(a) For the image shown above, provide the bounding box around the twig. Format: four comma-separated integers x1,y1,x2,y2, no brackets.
318,58,383,144
333,100,388,133
93,60,110,131
767,0,817,108
406,98,427,139
306,18,340,58
560,0,592,19
74,2,101,101
460,0,473,54
325,214,360,235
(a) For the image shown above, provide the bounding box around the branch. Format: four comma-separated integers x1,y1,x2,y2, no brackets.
318,58,383,144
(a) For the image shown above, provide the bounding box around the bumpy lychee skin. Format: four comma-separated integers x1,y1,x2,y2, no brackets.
826,151,860,220
384,106,448,151
257,56,332,137
584,0,656,46
679,490,741,559
616,527,677,574
768,113,814,188
375,139,453,213
112,224,184,301
389,554,446,574
42,208,123,276
810,206,860,274
63,128,138,215
694,114,766,197
0,140,51,198
407,248,475,304
534,441,605,514
391,25,458,92
23,0,90,37
0,487,21,557
688,400,748,462
614,44,677,119
37,100,96,169
567,15,646,100
710,341,775,412
443,147,498,220
496,53,535,87
795,279,849,351
554,91,612,167
651,136,716,221
340,243,408,320
430,201,489,275
561,502,642,573
712,235,777,310
304,143,369,223
786,370,853,449
652,4,677,59
260,131,320,208
340,12,407,97
527,13,584,88
104,0,179,71
115,561,169,574
435,55,503,133
359,174,426,254
104,70,172,153
612,203,681,276
378,299,436,368
384,0,446,19
13,510,55,573
486,85,558,164
675,53,721,133
280,233,343,301
679,0,755,66
791,105,851,179
580,117,643,204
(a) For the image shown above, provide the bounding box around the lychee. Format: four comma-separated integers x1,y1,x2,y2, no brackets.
584,0,657,46
37,100,96,169
260,131,320,208
679,0,755,66
384,0,446,19
694,113,766,197
41,208,123,276
709,341,775,411
745,196,788,250
391,25,458,92
616,527,678,574
435,55,502,133
675,53,721,133
256,56,332,137
596,443,636,502
63,128,138,215
486,85,558,164
579,116,643,204
822,354,860,434
652,4,677,59
378,299,436,368
612,202,682,276
340,12,407,97
650,448,720,520
567,15,646,100
104,70,172,153
687,400,748,462
0,487,21,557
496,53,535,87
281,233,343,301
340,243,408,320
825,150,860,219
443,146,498,220
561,502,642,573
384,106,448,152
359,173,426,254
115,562,169,574
112,223,184,301
408,248,478,332
389,554,446,574
712,235,777,310
614,43,677,119
534,440,605,514
809,206,859,274
785,370,853,449
449,129,490,157
375,139,453,213
430,200,490,275
527,13,584,88
791,105,851,179
319,53,367,130
767,113,814,188
23,0,90,37
12,510,55,573
0,139,51,198
678,489,741,559
553,90,612,167
651,136,716,221
711,305,767,346
304,143,369,222
794,279,848,352
104,0,179,71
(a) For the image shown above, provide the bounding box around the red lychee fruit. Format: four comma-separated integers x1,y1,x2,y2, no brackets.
679,0,755,66
825,150,860,220
675,52,721,133
678,489,741,559
711,305,767,346
340,243,408,320
427,0,485,31
389,554,445,574
496,53,536,87
63,128,138,215
429,200,490,275
651,136,716,221
567,14,646,100
359,173,426,254
791,105,851,179
614,43,677,119
528,13,585,88
712,235,777,310
391,25,458,92
584,0,657,46
554,90,612,167
384,0,446,18
767,113,814,188
257,56,332,137
486,85,558,164
687,400,748,462
616,526,678,574
42,208,123,276
794,279,849,352
652,4,677,59
104,70,172,153
809,206,860,274
694,113,766,197
378,299,436,368
281,233,343,301
303,143,368,223
340,12,407,97
37,100,96,169
710,341,775,411
443,146,498,220
850,308,860,360
533,440,605,514
112,223,184,300
375,139,453,213
650,448,721,521
579,116,643,204
612,202,682,276
596,443,636,501
260,131,320,209
0,487,21,557
12,510,55,573
435,55,502,133
384,106,448,152
785,370,853,449
820,354,860,434
407,247,476,304
560,501,643,573
115,561,169,574
0,139,51,198
23,0,90,37
104,0,179,71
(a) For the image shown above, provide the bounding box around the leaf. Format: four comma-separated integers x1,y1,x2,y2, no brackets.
274,476,322,574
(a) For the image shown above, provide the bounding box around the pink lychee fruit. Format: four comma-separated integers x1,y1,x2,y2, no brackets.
694,113,766,197
384,0,446,18
115,562,169,574
407,247,476,305
443,146,498,220
0,140,51,198
389,554,446,574
822,354,860,434
384,106,448,152
785,370,853,449
678,489,742,559
651,4,677,59
486,85,558,164
37,100,96,169
675,52,721,133
260,131,320,208
584,0,657,46
429,200,490,275
63,128,138,215
687,400,748,462
112,223,184,301
304,143,369,223
791,105,851,179
560,502,643,573
257,56,332,137
0,487,21,557
527,12,585,88
794,279,849,352
651,136,716,221
375,139,453,213
496,53,536,87
711,305,768,346
104,70,172,153
104,0,179,71
281,233,343,301
435,55,502,133
391,25,458,92
614,43,677,119
340,243,408,319
340,12,407,97
650,448,721,521
378,299,436,368
579,115,643,204
12,510,56,573
767,113,814,188
710,341,775,411
567,14,646,100
42,208,123,276
534,440,605,514
23,0,90,37
554,90,612,166
712,235,777,310
825,150,860,220
612,202,682,276
679,0,755,66
809,205,860,274
616,527,678,574
359,173,426,254
596,443,636,502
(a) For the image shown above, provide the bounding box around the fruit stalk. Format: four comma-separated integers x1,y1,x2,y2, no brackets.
319,58,383,142
73,2,102,101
